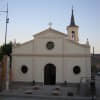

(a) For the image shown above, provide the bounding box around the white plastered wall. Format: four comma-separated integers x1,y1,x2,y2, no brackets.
12,56,33,82
12,29,91,83
64,57,91,83
33,57,63,83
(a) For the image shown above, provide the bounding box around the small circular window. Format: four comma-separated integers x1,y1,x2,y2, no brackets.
73,66,81,74
21,65,28,74
46,41,54,50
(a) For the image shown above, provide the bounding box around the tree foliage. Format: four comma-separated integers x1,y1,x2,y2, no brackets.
0,42,12,61
0,54,3,61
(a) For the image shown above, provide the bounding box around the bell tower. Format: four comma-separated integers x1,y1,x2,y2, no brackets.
67,8,79,42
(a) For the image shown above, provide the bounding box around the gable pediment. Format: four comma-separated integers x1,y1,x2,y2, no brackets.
33,28,67,38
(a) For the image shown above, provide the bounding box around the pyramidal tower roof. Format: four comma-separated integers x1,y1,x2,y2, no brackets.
69,7,78,27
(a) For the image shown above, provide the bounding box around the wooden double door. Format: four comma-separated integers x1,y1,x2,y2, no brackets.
44,64,56,85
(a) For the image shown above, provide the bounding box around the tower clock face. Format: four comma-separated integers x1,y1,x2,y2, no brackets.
46,41,54,50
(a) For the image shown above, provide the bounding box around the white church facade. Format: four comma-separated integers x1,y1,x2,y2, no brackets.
12,9,91,84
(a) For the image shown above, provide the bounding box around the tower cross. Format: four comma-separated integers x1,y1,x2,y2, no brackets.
48,22,52,28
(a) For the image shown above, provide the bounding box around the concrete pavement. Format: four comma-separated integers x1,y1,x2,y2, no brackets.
0,76,100,100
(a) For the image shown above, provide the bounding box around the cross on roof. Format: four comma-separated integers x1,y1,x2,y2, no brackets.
48,22,52,28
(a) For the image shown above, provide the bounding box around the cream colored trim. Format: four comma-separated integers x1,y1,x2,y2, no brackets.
13,39,33,49
67,39,90,48
33,28,67,37
12,53,90,57
67,25,79,29
35,37,66,39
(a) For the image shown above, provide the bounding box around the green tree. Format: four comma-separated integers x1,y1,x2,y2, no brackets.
0,42,12,62
1,42,12,56
0,46,3,62
0,54,3,62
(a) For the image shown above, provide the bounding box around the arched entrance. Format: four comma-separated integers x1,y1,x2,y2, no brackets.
44,64,56,85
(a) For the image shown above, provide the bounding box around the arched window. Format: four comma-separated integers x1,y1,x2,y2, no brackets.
21,65,28,74
72,31,75,40
73,66,81,74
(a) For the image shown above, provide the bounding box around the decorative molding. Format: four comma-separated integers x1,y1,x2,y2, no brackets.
67,39,90,48
13,39,33,49
12,53,90,57
34,28,67,37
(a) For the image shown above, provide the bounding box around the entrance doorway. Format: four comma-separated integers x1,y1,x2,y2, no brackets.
44,64,56,85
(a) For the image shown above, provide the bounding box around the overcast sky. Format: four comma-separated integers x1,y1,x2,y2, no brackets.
0,0,100,53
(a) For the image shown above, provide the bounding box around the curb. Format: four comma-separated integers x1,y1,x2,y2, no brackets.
0,93,93,100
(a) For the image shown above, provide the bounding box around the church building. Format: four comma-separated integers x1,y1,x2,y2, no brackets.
12,9,91,84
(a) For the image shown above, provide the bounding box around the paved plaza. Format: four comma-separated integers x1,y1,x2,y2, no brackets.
0,75,100,100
